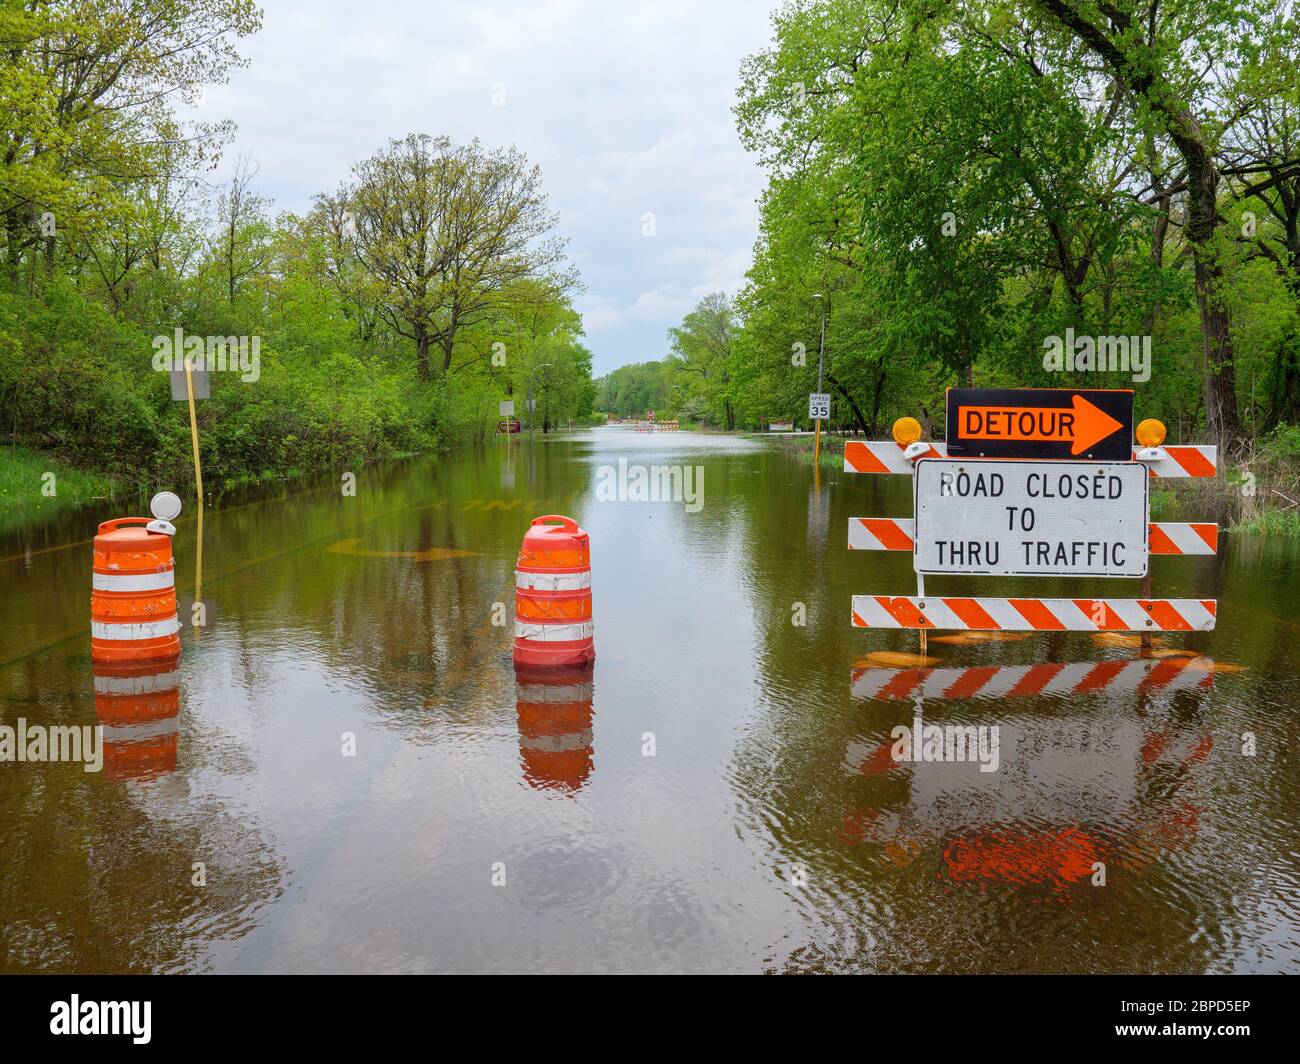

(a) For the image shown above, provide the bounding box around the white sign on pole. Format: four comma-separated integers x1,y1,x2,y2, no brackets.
913,458,1148,577
170,364,210,401
808,393,830,419
499,400,515,417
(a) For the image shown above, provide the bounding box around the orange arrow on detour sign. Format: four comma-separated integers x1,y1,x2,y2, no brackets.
959,394,1123,455
946,388,1133,460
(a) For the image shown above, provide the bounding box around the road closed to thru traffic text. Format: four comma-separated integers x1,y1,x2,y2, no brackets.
914,458,1148,578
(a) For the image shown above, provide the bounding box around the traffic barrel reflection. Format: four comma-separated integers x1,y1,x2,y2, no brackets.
93,661,180,781
515,662,594,793
513,515,595,667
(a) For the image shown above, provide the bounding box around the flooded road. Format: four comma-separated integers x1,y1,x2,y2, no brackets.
2,428,1298,973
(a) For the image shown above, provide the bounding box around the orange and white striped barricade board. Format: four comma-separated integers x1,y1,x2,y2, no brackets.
850,595,1216,632
844,440,1217,479
848,518,1219,556
850,656,1216,702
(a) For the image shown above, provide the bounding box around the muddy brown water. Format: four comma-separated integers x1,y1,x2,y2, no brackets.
1,428,1297,972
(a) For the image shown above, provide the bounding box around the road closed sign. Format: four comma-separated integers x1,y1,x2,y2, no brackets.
913,458,1149,577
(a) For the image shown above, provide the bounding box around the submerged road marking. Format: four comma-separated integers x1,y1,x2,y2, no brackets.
325,538,479,561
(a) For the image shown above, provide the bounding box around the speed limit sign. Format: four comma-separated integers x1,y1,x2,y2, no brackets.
808,393,831,419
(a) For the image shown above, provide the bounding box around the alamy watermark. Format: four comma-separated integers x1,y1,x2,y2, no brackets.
890,713,1000,773
1,719,103,772
595,458,704,512
50,995,150,1044
151,328,261,382
1042,328,1151,383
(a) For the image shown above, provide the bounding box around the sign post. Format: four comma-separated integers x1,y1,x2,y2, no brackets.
809,392,830,456
178,358,205,639
500,399,515,446
812,293,827,465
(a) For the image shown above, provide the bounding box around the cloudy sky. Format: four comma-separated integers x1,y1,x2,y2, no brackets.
196,0,783,376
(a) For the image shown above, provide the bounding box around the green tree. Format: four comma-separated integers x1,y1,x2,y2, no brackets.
0,0,260,282
330,134,576,381
1024,0,1300,450
668,293,738,429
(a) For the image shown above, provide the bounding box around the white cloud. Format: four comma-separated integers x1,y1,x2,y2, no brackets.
575,294,624,333
185,0,780,374
628,287,699,324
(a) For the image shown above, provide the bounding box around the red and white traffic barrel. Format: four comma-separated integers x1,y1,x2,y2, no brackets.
91,513,181,665
513,515,595,667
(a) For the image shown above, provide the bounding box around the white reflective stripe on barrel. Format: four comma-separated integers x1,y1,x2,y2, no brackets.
101,717,179,742
519,731,594,752
517,682,594,703
514,620,594,642
516,569,591,591
91,618,181,641
93,670,181,695
92,570,175,592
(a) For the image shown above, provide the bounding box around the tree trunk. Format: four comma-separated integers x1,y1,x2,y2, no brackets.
5,209,25,277
957,356,973,388
826,371,871,435
869,363,887,437
1142,195,1170,335
415,323,431,380
1171,117,1242,452
1195,254,1242,450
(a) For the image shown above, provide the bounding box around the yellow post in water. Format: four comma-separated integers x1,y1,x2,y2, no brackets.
184,358,204,637
813,292,826,471
1134,418,1167,650
892,417,925,656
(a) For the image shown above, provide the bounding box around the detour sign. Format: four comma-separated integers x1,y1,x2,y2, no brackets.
946,388,1133,460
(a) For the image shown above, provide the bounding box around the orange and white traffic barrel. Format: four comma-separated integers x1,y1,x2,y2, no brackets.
93,660,180,781
514,515,595,667
91,515,181,665
515,662,594,793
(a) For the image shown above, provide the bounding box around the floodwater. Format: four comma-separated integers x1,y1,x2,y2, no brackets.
1,428,1297,973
